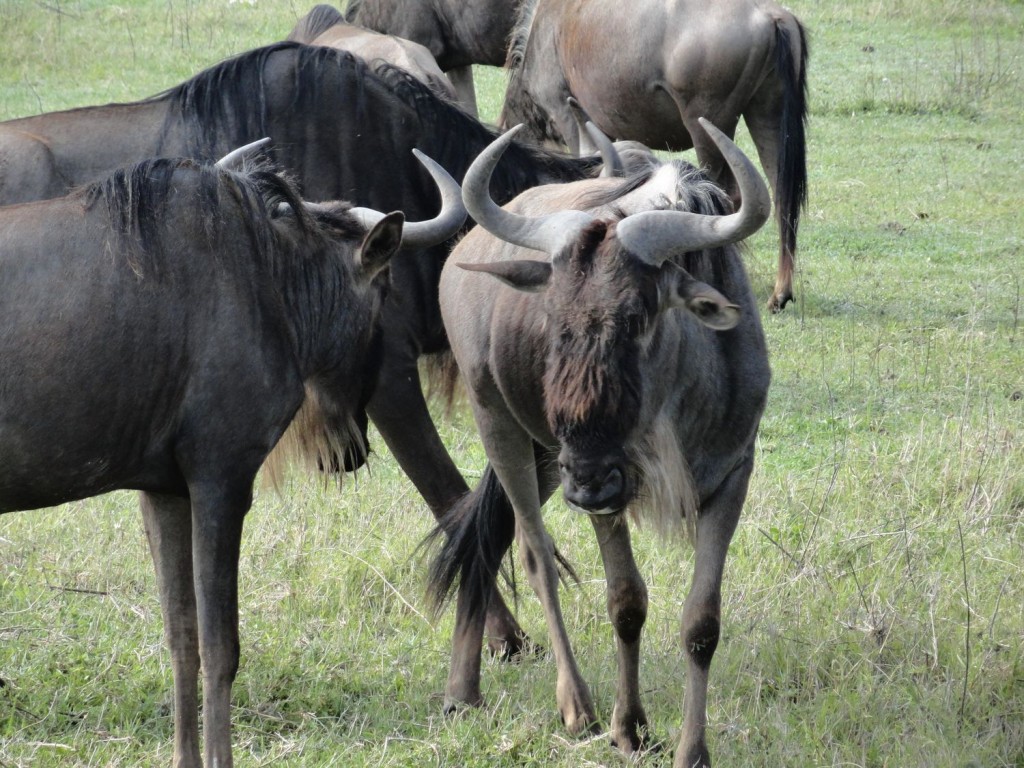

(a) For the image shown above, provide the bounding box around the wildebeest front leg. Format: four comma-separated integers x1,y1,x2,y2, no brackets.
674,462,749,768
189,482,249,768
589,514,651,753
366,351,528,658
480,418,597,735
141,492,201,768
514,509,598,735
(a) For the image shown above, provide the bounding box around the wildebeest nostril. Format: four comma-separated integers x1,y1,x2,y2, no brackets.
601,466,623,498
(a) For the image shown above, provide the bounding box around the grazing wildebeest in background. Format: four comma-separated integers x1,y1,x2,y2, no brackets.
0,42,603,657
346,0,521,116
0,146,465,768
286,4,458,100
429,120,771,768
501,0,808,312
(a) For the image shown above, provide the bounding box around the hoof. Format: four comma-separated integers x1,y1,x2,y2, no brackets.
556,676,599,738
673,740,711,768
442,693,482,717
560,708,602,738
609,703,657,755
611,725,662,755
767,290,794,314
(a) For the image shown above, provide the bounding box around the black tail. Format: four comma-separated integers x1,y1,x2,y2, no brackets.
426,456,580,622
775,19,809,257
427,463,516,622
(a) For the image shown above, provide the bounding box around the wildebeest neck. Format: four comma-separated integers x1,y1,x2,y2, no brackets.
156,43,597,202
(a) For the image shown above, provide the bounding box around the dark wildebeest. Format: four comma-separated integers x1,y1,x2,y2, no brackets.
286,4,458,100
0,42,603,657
0,146,465,768
501,0,808,312
429,120,771,768
346,0,521,116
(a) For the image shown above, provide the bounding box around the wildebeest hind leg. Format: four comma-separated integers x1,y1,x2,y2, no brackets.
744,108,793,313
367,358,531,658
589,514,652,753
141,492,202,768
444,577,487,711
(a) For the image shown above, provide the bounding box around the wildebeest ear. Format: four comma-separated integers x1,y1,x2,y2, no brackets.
662,266,741,330
458,260,552,292
357,210,405,280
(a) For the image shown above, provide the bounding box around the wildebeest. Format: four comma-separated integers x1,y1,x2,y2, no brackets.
346,0,521,116
0,41,602,657
286,4,458,101
501,0,808,312
429,120,771,768
0,145,464,768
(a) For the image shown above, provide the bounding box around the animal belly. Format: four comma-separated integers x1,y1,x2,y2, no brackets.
0,362,189,514
0,422,182,513
569,76,696,153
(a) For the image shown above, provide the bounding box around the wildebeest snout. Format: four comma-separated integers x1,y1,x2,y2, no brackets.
558,449,632,515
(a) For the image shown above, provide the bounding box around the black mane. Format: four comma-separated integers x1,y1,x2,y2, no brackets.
150,42,596,200
506,0,539,71
500,0,562,144
82,156,352,279
153,42,315,161
369,59,599,188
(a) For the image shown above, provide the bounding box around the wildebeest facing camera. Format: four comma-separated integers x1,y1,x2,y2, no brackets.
430,120,772,767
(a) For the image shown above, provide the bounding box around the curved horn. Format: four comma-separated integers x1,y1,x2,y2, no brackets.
215,137,271,169
615,117,771,265
588,121,624,178
463,124,593,254
349,149,466,248
567,97,622,176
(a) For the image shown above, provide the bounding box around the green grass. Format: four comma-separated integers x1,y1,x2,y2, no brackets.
2,1,1023,766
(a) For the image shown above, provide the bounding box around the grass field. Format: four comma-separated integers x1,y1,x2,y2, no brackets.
1,1,1022,766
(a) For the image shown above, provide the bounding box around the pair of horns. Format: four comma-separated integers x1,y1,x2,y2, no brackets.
465,119,771,264
217,139,465,249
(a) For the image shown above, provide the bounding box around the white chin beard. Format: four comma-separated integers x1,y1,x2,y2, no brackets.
565,499,622,517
